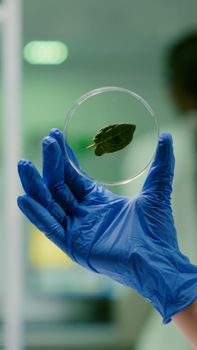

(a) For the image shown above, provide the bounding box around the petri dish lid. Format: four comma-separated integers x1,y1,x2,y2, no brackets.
64,86,159,186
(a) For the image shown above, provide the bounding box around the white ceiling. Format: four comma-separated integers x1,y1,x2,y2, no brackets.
23,0,197,63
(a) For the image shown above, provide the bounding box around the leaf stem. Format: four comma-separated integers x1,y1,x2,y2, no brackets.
86,143,96,149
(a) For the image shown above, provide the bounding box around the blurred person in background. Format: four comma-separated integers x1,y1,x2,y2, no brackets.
134,31,197,350
17,32,197,349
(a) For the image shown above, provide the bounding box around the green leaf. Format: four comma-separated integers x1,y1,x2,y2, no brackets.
86,123,136,156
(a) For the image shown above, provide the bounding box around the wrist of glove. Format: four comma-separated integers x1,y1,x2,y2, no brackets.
125,245,197,324
84,199,197,325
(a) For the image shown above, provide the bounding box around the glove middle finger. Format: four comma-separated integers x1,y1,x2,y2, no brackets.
18,159,67,226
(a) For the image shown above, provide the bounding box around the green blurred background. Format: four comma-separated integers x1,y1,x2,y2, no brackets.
0,0,197,349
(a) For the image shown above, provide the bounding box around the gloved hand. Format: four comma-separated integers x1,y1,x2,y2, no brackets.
18,128,197,324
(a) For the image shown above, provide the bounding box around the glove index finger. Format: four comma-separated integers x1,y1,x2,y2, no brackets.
49,128,67,156
49,128,80,168
48,128,95,201
42,135,65,189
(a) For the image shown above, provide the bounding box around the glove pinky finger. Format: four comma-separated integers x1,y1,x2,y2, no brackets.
17,195,67,252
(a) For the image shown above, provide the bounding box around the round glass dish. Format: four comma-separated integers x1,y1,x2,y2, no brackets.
64,86,159,186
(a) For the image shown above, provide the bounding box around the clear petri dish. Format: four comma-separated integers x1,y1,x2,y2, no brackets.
64,86,159,186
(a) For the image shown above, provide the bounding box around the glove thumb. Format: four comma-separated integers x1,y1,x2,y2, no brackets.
142,133,175,200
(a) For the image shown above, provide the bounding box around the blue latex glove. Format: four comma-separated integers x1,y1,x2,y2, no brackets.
18,128,197,324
